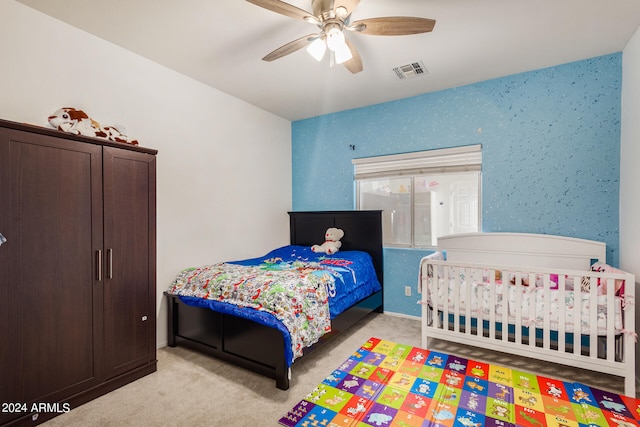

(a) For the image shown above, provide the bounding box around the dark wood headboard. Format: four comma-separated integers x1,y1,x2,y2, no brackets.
288,211,383,286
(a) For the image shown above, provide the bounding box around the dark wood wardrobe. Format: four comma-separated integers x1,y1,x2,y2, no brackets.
0,119,157,426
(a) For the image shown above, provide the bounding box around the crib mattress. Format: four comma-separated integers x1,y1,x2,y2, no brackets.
426,279,623,335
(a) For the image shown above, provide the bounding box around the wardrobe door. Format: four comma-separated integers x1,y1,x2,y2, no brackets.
0,129,104,425
102,146,156,379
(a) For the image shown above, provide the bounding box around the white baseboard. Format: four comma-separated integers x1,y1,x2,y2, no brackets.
381,310,421,321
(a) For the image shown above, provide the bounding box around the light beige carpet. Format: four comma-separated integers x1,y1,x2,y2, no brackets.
42,313,633,426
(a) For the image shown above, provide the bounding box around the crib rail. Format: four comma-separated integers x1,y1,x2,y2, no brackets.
420,259,636,396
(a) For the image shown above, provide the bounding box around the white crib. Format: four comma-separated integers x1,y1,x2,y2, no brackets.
419,232,636,396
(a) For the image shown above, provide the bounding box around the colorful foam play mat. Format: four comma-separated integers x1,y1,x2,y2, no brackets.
279,337,640,427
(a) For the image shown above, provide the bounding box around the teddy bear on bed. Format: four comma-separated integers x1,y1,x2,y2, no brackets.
47,107,139,145
311,228,344,255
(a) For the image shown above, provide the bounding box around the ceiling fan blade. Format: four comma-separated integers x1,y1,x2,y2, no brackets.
350,17,436,36
342,38,363,74
262,34,317,62
246,0,313,21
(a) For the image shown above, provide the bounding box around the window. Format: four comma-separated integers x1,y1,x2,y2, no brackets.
354,145,481,248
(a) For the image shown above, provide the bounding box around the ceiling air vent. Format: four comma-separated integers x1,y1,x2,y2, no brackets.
393,61,427,80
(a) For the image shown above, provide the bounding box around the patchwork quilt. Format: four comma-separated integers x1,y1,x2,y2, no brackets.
280,337,640,427
169,261,331,361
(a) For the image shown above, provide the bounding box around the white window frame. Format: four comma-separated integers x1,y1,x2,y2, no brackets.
353,145,482,248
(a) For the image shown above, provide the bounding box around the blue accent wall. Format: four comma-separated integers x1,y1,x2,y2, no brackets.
292,54,622,317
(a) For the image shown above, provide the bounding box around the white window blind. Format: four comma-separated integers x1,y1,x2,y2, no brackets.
352,144,482,180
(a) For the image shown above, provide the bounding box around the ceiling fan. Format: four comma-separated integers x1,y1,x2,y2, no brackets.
246,0,436,74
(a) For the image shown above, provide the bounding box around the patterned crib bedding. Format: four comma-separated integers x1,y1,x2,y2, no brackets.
426,278,623,335
168,245,381,366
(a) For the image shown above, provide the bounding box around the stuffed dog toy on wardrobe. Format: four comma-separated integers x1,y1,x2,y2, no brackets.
48,107,139,145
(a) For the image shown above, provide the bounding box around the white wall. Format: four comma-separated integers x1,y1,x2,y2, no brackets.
0,0,292,347
621,25,640,386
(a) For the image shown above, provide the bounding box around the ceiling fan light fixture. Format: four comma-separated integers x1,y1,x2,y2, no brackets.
325,26,345,51
325,23,351,64
335,6,348,18
306,37,327,61
333,42,353,64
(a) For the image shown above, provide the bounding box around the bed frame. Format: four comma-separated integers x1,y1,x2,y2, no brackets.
419,232,636,396
165,210,383,390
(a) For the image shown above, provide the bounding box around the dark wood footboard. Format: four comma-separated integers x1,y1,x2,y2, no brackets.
166,289,382,389
166,292,289,389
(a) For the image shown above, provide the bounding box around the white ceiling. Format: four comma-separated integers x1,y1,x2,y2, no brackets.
16,0,640,121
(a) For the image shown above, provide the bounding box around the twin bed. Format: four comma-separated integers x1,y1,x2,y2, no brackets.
164,211,383,390
419,232,636,396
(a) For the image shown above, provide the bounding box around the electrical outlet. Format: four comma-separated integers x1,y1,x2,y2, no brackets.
404,286,412,297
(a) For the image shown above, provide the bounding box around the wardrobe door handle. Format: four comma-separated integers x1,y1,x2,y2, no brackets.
107,249,113,279
96,249,102,281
